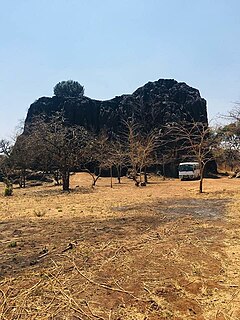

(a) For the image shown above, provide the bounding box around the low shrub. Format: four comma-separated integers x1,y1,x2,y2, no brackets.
4,185,13,196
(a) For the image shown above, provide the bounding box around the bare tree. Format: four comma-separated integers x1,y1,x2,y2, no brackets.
109,139,128,184
27,112,90,191
166,121,218,193
216,105,240,171
227,105,240,122
10,135,36,188
0,139,14,194
0,139,12,157
82,131,115,187
124,121,160,186
215,122,240,171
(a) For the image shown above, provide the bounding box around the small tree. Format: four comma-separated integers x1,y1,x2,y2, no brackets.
83,131,114,187
124,121,160,186
167,121,218,193
226,105,240,122
110,139,128,184
53,80,84,98
10,135,35,188
0,139,14,195
217,106,240,171
28,112,89,191
215,122,240,171
0,139,12,157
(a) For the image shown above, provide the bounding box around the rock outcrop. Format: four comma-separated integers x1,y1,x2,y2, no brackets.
24,79,207,133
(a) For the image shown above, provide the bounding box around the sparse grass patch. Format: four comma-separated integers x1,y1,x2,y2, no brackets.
8,241,17,248
1,174,240,319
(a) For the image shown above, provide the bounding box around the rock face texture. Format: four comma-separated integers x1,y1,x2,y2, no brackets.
24,79,207,133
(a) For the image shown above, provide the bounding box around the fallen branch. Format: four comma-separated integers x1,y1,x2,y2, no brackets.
62,242,76,253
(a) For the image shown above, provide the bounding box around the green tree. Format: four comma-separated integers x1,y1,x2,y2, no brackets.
53,80,84,98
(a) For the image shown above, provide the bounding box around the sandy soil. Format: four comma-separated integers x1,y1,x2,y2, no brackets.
0,174,240,320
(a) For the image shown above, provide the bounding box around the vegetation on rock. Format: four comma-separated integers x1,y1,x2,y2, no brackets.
53,80,84,98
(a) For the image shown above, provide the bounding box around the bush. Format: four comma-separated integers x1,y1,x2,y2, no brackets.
8,241,17,247
53,80,84,98
4,185,13,196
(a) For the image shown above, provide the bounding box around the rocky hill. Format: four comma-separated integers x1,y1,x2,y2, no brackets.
24,79,207,133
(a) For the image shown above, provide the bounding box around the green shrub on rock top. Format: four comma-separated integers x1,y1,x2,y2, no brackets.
53,80,84,98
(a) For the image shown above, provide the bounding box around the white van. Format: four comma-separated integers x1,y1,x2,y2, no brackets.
178,162,200,180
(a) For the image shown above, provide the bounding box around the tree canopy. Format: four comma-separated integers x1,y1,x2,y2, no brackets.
53,80,84,98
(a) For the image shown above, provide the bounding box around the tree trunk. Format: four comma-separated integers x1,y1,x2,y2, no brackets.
132,166,139,186
92,168,102,187
199,164,205,193
117,165,121,183
19,170,26,188
22,169,26,188
163,162,165,177
19,176,23,188
62,170,70,191
199,176,203,193
144,166,148,184
139,166,142,184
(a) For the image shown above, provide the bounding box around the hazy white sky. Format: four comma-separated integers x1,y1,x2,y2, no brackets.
1,0,240,138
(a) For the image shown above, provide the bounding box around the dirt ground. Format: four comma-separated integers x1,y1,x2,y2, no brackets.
0,174,240,320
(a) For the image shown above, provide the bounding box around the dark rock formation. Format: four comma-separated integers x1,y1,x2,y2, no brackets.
24,79,207,133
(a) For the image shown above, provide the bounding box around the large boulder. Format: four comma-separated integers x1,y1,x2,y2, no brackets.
24,79,207,134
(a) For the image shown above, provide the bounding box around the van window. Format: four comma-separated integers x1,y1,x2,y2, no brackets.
179,164,194,171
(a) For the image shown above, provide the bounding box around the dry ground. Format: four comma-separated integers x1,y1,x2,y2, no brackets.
0,174,240,320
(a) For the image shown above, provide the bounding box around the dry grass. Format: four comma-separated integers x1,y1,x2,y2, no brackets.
0,173,240,319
